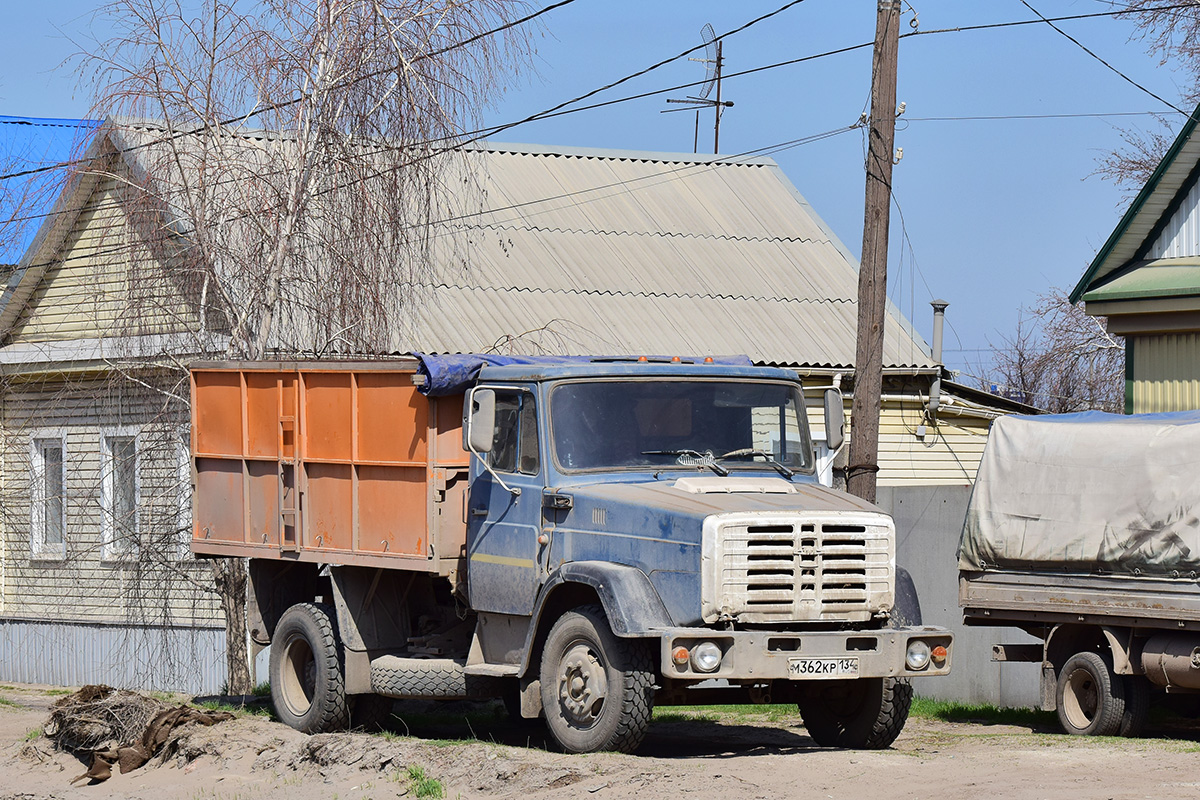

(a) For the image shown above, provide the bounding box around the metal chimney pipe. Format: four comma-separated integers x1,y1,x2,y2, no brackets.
929,300,949,419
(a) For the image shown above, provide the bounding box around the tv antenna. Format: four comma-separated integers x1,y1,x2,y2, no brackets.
663,24,733,154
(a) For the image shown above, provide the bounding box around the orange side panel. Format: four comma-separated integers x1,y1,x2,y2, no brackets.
304,373,353,462
357,465,427,555
194,372,244,457
246,461,281,546
245,372,283,459
194,457,244,542
357,374,426,464
305,462,353,550
435,394,469,467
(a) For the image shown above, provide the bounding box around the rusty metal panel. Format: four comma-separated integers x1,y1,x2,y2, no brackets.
356,373,426,464
302,371,353,462
245,372,283,459
193,371,243,456
194,457,244,542
246,460,280,546
357,465,427,555
434,394,469,467
305,462,354,551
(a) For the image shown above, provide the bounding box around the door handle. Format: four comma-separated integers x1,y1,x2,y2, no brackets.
470,508,488,517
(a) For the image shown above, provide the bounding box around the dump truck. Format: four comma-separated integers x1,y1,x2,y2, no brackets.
191,355,953,753
960,410,1200,737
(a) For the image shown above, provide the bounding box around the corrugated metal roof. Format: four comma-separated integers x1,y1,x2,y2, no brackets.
1072,103,1200,302
1082,256,1200,302
0,116,99,264
9,127,935,371
415,143,934,370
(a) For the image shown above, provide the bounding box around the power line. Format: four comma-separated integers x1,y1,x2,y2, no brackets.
0,0,579,185
1017,0,1187,115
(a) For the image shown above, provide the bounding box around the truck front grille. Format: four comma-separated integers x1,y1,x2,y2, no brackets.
705,514,892,624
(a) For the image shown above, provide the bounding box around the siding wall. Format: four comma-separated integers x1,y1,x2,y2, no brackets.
10,172,198,344
1150,177,1200,259
0,618,225,694
1130,333,1200,413
0,371,222,629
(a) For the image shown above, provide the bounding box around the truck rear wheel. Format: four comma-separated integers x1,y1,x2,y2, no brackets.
1119,676,1150,738
1056,651,1125,736
269,602,350,733
798,677,912,749
539,604,653,754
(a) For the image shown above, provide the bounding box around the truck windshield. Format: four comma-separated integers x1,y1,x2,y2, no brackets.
549,379,814,474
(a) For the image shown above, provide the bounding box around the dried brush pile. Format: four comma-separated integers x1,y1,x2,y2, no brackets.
43,684,235,783
44,685,165,754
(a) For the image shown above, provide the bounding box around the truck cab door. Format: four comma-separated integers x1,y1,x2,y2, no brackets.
466,387,544,615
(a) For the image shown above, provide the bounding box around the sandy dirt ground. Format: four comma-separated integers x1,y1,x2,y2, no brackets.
4,683,1200,800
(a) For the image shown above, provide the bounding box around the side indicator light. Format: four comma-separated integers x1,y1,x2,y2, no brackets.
931,645,948,664
672,646,690,665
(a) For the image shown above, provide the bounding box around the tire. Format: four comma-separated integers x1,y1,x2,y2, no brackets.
350,694,395,732
799,677,913,749
269,602,350,733
370,656,506,699
1119,676,1150,738
1055,651,1125,736
539,604,654,754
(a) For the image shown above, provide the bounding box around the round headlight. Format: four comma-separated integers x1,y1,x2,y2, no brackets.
690,641,723,673
906,640,931,671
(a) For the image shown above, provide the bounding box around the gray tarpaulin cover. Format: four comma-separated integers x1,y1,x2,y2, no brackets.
959,410,1200,577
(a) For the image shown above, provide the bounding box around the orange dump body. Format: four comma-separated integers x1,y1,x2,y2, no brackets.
190,361,470,578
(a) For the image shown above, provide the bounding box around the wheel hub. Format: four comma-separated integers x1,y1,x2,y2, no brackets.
557,643,607,726
1063,668,1099,728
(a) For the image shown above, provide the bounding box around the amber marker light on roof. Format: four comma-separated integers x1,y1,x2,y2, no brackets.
638,356,648,362
671,356,681,363
704,357,714,364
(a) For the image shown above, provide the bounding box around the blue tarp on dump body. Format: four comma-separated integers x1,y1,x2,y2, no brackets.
412,353,755,396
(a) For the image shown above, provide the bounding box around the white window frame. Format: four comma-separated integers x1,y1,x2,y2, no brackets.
100,427,141,561
177,428,193,559
30,432,68,561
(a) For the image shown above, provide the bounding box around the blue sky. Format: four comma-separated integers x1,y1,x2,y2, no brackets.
0,1,1189,380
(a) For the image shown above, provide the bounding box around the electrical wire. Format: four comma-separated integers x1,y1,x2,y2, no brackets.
1017,0,1187,115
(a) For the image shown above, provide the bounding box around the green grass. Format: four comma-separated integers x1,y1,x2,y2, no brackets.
252,681,271,698
407,765,445,799
652,703,798,724
42,689,71,697
196,698,274,718
910,697,1056,728
23,727,41,741
0,696,20,708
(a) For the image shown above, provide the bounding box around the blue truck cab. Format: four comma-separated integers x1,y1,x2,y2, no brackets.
458,358,952,752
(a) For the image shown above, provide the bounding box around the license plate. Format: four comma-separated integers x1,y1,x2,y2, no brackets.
788,657,860,678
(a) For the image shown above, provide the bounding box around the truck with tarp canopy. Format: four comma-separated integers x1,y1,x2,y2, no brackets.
960,410,1200,737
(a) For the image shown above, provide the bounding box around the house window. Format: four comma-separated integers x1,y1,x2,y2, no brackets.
31,436,67,559
102,434,139,558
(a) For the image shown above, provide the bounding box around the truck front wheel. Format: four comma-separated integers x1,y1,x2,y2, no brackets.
798,677,912,749
269,602,350,733
539,604,654,754
1056,651,1125,736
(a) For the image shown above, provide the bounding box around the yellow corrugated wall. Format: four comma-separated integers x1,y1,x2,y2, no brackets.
1130,334,1200,413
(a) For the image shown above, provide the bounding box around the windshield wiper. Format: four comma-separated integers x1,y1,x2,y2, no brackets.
717,448,795,478
642,449,729,477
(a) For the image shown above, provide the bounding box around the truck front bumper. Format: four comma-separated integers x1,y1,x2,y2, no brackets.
654,625,953,681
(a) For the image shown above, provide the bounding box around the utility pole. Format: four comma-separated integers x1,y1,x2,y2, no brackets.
847,0,901,504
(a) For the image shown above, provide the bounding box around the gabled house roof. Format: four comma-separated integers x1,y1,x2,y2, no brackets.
1072,103,1200,304
1,121,937,372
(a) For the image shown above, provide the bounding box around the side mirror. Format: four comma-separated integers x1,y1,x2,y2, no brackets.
467,388,496,454
823,388,845,451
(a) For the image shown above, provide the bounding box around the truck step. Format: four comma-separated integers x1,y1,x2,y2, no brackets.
370,655,508,700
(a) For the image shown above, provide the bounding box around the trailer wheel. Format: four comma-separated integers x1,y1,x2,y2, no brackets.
269,603,350,733
539,604,653,754
1119,676,1150,738
1055,651,1125,736
799,677,912,749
